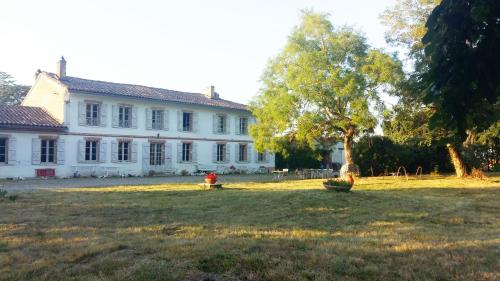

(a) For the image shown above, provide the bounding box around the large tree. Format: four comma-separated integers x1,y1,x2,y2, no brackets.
420,0,500,177
250,11,402,172
0,72,29,105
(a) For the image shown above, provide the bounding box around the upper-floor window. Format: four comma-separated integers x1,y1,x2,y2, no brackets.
257,152,266,162
182,112,193,132
238,144,248,162
182,142,192,162
0,138,6,163
86,103,100,126
150,143,164,166
118,141,130,162
152,110,164,130
216,143,226,162
239,117,248,135
85,140,99,161
41,139,56,163
216,114,226,134
119,106,132,128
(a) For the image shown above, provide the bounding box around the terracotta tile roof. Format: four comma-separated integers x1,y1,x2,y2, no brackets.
44,72,249,111
0,105,66,130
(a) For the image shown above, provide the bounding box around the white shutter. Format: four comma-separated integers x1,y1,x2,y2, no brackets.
31,138,41,165
57,139,65,165
247,144,252,163
163,110,169,131
225,117,230,134
131,141,138,162
226,143,231,163
235,117,240,135
142,142,150,172
177,143,182,163
192,142,197,163
99,140,107,163
165,143,172,168
111,141,118,163
100,104,107,127
255,150,259,163
235,143,239,162
213,114,217,134
192,112,198,133
7,137,16,165
177,111,182,132
212,143,217,163
146,108,152,130
131,107,138,129
112,105,118,128
77,140,85,163
78,102,86,125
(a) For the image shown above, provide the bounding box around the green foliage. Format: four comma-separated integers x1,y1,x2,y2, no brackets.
323,179,352,187
0,72,29,105
250,10,403,158
275,144,322,170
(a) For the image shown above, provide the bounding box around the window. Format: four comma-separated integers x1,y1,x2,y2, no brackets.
150,143,164,165
257,152,266,162
152,109,164,130
182,112,192,131
216,115,226,133
119,106,132,128
86,103,100,126
41,139,56,163
216,143,226,162
239,117,248,135
85,140,99,161
238,144,247,162
118,141,130,161
182,142,192,162
0,138,6,163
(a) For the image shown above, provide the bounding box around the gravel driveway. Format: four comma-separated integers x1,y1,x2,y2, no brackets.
0,174,277,191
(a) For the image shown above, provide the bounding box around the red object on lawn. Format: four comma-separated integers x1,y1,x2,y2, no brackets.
347,175,355,185
36,168,55,177
204,173,218,184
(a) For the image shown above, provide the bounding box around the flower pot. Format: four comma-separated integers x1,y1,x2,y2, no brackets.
346,175,355,185
205,178,217,184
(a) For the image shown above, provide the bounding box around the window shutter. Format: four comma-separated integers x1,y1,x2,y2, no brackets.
112,105,118,128
212,143,217,163
31,138,41,165
142,142,150,172
226,143,231,163
235,144,239,162
192,142,197,163
165,143,173,168
7,137,16,165
131,141,138,162
247,144,252,163
77,140,85,163
192,112,199,133
100,104,107,127
57,139,65,165
99,140,107,163
213,114,217,134
78,102,86,125
177,143,182,163
131,107,138,129
255,150,259,163
163,110,169,131
177,111,182,132
225,117,230,134
146,108,152,130
111,141,118,163
235,117,240,135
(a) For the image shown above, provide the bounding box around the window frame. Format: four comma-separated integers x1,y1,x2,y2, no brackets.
182,111,193,132
150,142,165,166
257,152,266,162
238,143,248,162
239,117,248,135
216,114,226,134
151,109,164,130
85,140,99,162
40,138,57,164
181,142,192,162
117,140,131,162
85,102,101,126
118,105,132,128
216,143,226,162
0,138,7,164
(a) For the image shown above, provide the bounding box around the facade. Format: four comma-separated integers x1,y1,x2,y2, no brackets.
0,57,274,179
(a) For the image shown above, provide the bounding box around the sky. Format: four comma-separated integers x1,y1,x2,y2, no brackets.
1,0,397,104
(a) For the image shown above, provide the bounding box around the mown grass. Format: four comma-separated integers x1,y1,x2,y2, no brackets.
0,175,499,281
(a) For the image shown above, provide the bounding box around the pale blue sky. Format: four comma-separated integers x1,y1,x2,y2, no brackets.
1,0,397,104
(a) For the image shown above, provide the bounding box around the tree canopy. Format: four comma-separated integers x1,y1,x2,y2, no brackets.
0,72,29,105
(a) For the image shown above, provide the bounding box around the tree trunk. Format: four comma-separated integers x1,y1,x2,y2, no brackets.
447,143,467,178
343,126,355,165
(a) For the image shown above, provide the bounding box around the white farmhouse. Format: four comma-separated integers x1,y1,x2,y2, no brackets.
0,57,274,178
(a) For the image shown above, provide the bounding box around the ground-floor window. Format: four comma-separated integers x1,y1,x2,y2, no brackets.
41,139,56,163
238,144,247,162
0,138,6,163
150,143,164,165
216,143,226,162
118,141,130,162
182,142,192,162
85,140,99,161
257,152,266,162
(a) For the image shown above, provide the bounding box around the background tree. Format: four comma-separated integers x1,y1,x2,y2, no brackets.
0,71,29,105
420,0,500,177
250,11,402,172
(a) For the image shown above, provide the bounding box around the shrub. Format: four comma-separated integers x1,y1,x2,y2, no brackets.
180,170,190,176
323,179,352,187
0,189,7,198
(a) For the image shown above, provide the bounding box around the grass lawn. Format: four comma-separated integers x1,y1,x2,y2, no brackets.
1,175,499,281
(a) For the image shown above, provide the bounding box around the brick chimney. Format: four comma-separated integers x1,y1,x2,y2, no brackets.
56,56,66,78
204,85,219,99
